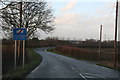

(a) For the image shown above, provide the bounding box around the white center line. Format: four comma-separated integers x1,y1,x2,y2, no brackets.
79,68,82,70
85,75,94,78
84,73,109,80
79,73,87,80
32,67,39,73
71,67,75,70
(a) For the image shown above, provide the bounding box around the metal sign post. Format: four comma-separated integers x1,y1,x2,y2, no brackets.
23,40,25,68
14,40,17,69
13,1,26,69
13,28,27,68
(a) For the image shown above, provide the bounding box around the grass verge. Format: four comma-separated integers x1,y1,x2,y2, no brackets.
97,63,120,71
47,49,73,58
2,48,42,79
47,49,120,71
47,49,98,62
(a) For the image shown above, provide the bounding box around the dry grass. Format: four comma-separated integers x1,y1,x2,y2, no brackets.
2,44,14,74
55,45,120,68
2,48,42,79
2,44,32,75
55,45,99,61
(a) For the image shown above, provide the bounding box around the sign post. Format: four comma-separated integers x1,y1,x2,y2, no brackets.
13,28,27,68
14,40,17,69
23,40,25,68
13,28,27,40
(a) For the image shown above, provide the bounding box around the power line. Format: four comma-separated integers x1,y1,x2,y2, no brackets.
103,3,115,25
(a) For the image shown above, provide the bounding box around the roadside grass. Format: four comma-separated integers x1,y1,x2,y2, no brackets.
47,49,98,62
55,45,100,61
47,48,120,71
97,63,120,71
47,49,73,58
2,48,42,79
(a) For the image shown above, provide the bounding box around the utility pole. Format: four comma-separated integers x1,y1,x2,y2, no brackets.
17,2,22,65
17,2,22,66
99,25,102,61
114,0,118,68
19,1,25,68
20,2,22,27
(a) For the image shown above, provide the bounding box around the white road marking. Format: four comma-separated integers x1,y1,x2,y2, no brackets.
71,67,75,70
94,74,109,80
79,68,82,70
79,73,87,80
85,75,94,78
32,67,39,73
84,73,109,80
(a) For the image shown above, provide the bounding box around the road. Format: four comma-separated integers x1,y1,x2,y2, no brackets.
26,47,120,80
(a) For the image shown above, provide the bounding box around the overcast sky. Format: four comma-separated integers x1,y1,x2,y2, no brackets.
38,0,120,41
0,0,120,41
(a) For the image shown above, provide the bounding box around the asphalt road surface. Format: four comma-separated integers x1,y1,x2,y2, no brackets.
26,47,120,80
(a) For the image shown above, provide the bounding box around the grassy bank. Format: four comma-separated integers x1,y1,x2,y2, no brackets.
54,45,100,61
2,48,42,79
47,46,120,71
47,48,98,62
97,64,120,71
47,49,77,59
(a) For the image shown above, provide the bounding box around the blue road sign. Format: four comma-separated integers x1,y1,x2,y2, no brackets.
13,28,27,40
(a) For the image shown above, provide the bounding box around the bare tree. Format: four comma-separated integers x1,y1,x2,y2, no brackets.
0,1,54,39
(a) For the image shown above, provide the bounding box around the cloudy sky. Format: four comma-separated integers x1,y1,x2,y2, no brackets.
39,0,120,41
0,0,120,41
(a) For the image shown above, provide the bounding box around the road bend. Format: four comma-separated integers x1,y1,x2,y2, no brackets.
26,48,120,80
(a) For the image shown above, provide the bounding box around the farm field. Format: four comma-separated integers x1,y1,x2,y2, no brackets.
52,45,120,70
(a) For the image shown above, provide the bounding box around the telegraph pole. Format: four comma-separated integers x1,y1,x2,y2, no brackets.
17,2,23,66
99,25,102,61
17,2,22,66
19,1,25,68
20,2,22,27
114,0,118,68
